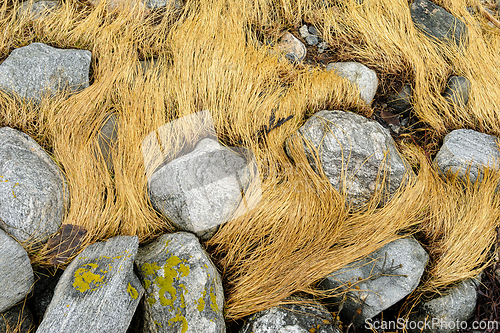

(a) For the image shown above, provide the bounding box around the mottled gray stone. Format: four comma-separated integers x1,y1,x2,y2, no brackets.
36,236,144,333
0,303,34,333
18,0,60,19
320,237,428,328
97,113,119,172
286,110,412,207
278,32,306,63
387,84,412,115
443,76,470,107
326,62,378,105
298,25,319,45
240,300,338,333
0,43,91,102
408,277,480,333
308,26,318,35
144,0,182,10
135,232,225,333
0,127,68,243
148,138,255,240
410,0,467,47
0,229,34,313
299,25,309,39
434,129,500,183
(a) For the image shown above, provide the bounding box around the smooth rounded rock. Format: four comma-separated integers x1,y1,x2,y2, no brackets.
278,32,306,63
326,62,378,105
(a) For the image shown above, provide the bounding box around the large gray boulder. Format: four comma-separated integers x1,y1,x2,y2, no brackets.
408,277,481,333
319,237,428,328
434,129,500,183
0,229,34,313
410,0,467,47
0,127,68,243
0,43,91,102
36,236,144,333
240,299,339,333
148,138,257,240
326,62,378,105
286,110,412,207
135,232,225,333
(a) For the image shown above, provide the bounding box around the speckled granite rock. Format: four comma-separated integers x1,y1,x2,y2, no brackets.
434,129,500,183
0,229,34,313
286,110,412,207
320,237,428,328
135,232,225,333
0,127,68,243
277,32,306,63
0,303,34,333
326,62,378,105
240,299,339,333
36,236,144,333
0,43,90,102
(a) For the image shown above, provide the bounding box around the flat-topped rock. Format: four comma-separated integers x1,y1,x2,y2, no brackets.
320,237,428,328
135,232,225,333
0,229,34,313
36,236,144,333
326,62,378,105
286,110,412,207
0,127,68,243
434,129,500,183
0,43,91,102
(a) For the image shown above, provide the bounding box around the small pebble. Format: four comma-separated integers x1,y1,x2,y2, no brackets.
308,26,318,35
305,35,319,46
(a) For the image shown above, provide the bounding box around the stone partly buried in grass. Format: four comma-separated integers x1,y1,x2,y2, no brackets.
36,236,144,333
326,62,378,105
319,236,429,328
286,110,413,207
134,232,225,333
0,127,69,243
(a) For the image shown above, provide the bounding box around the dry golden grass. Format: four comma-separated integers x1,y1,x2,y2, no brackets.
1,0,500,324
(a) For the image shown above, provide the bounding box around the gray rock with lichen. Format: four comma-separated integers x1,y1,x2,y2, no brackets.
320,237,428,328
434,129,500,183
326,62,378,105
135,232,225,333
0,43,90,102
36,236,144,333
286,110,412,207
239,299,338,333
0,127,68,243
0,229,34,313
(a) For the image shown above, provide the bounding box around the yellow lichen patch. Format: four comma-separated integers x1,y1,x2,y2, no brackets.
209,286,218,313
127,283,139,299
196,289,207,312
154,320,163,328
142,262,161,276
167,312,189,333
178,263,190,277
73,263,105,292
144,279,151,289
148,297,156,306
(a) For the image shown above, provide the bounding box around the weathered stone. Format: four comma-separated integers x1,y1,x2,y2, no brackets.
36,236,144,333
308,25,319,35
144,0,182,10
0,43,91,102
18,0,60,19
148,138,257,240
0,127,68,243
443,76,470,107
320,237,428,328
278,32,306,63
88,0,181,12
135,232,225,333
326,62,378,105
408,277,480,333
387,84,412,115
286,110,412,207
97,113,119,172
434,129,500,183
410,0,467,47
240,299,339,333
0,303,34,333
0,229,34,313
27,268,63,321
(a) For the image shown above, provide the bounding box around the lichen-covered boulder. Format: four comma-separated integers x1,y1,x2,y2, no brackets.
0,127,68,243
148,138,255,240
286,110,412,207
320,237,429,328
0,229,34,313
0,43,91,102
36,236,144,333
239,299,339,333
434,129,500,183
326,62,378,105
135,232,225,333
408,277,481,333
